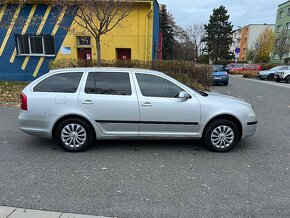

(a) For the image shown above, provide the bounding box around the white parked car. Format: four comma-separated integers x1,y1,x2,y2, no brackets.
18,68,257,152
274,68,290,83
256,65,290,81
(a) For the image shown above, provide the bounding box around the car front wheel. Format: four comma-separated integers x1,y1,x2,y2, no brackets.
55,118,94,152
203,119,240,152
286,76,290,83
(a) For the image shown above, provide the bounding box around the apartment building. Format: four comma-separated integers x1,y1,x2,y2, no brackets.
231,24,275,61
271,0,290,63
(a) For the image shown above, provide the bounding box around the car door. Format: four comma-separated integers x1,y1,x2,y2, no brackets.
78,71,139,136
133,72,201,137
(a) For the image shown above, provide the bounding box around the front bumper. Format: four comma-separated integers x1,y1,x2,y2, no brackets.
274,74,285,80
242,119,257,138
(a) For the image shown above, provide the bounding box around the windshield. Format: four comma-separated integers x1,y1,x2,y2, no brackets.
212,65,225,72
270,66,284,71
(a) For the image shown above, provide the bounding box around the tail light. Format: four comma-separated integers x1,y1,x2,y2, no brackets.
20,92,27,110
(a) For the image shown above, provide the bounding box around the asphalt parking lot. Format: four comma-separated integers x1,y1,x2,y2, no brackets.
0,76,289,218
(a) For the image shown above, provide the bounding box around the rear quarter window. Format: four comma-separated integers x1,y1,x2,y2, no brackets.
33,72,83,93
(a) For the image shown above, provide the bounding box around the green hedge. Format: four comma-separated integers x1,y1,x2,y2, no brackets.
50,59,213,91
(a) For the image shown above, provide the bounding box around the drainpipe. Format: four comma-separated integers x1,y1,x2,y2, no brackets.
145,2,153,61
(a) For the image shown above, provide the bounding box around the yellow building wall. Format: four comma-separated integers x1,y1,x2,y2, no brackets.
55,4,153,62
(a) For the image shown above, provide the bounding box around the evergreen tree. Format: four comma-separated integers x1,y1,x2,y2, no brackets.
160,5,175,60
203,6,233,63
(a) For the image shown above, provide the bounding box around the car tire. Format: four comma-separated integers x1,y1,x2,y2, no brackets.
203,119,240,152
223,82,228,86
54,118,95,152
275,78,281,82
267,74,274,81
286,76,290,83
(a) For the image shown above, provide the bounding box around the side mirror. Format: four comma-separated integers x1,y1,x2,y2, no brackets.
178,91,191,100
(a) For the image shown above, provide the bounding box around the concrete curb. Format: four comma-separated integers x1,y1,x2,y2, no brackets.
0,206,115,218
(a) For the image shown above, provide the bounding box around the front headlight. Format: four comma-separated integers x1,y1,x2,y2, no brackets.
248,106,256,117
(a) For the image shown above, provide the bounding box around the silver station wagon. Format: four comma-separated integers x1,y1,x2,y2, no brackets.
18,68,257,152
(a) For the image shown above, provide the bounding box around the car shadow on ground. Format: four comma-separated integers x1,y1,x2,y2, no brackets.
23,136,207,153
23,136,254,154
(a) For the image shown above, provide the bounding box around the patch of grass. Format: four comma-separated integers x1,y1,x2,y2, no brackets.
0,81,28,105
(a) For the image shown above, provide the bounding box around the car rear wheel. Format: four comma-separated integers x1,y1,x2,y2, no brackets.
223,82,228,86
55,118,94,152
286,76,290,83
203,119,240,152
267,74,274,81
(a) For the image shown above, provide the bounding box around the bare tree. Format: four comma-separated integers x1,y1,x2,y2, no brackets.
55,0,133,66
172,24,205,61
274,29,290,63
186,24,205,61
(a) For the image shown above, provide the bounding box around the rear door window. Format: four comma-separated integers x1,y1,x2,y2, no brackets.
33,72,83,93
85,72,131,95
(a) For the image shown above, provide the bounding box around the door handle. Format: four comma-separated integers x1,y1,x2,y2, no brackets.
82,100,94,105
142,102,152,107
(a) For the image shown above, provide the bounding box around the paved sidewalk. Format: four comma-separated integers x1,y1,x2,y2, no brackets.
231,75,290,89
0,206,114,218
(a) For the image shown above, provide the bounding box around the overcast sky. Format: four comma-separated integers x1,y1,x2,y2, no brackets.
159,0,285,29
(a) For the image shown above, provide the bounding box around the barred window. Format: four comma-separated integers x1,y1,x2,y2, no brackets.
16,35,55,56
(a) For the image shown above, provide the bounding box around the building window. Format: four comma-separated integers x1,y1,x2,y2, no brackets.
286,38,289,44
278,10,284,18
288,8,290,15
273,53,278,60
277,25,282,32
76,36,91,46
16,35,55,56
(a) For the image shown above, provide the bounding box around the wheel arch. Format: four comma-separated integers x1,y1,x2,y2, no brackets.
52,114,97,139
202,114,243,140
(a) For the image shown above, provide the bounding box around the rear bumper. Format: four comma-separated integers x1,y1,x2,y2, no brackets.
18,110,54,139
256,74,267,79
213,77,229,83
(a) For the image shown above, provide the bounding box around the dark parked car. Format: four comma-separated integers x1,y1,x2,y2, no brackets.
212,65,229,86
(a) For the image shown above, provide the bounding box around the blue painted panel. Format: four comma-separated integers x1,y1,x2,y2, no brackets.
36,6,77,79
0,4,76,81
152,0,160,60
2,5,32,56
